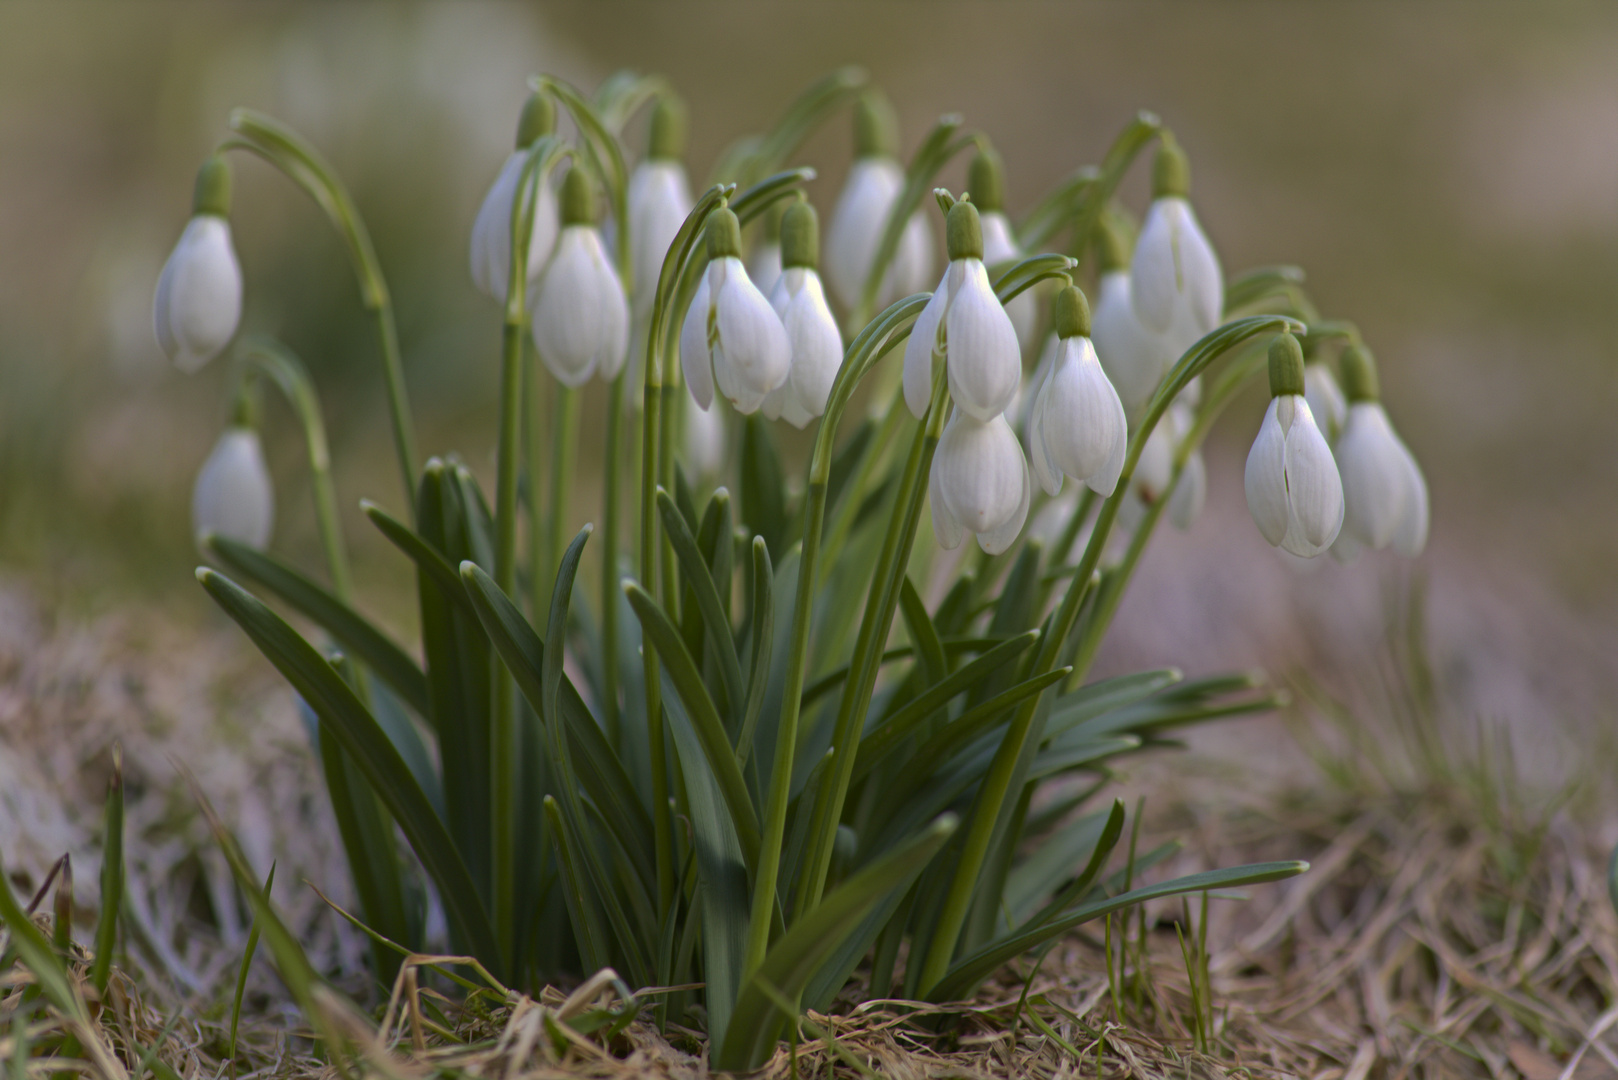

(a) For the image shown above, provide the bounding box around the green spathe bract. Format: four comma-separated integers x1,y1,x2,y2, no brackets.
169,69,1390,1073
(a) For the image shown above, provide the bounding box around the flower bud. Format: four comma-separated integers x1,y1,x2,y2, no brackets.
1130,136,1222,352
629,96,695,316
1244,383,1344,558
680,207,791,414
193,425,274,550
1028,287,1127,498
154,156,243,373
825,97,934,311
1331,345,1427,557
762,202,842,428
929,410,1031,555
470,99,560,304
530,168,629,386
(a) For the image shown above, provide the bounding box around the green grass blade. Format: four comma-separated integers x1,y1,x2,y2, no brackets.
928,860,1309,1003
1043,669,1182,739
736,537,774,769
90,745,124,995
657,489,745,720
0,850,86,1022
1011,800,1126,929
228,862,275,1067
898,576,947,685
203,534,430,718
739,415,788,559
197,568,500,971
717,814,958,1071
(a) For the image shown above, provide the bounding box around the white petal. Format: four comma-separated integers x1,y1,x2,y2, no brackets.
902,272,951,419
713,256,790,414
679,270,714,410
1244,398,1289,546
772,269,843,422
530,227,629,387
1168,448,1205,530
1172,200,1224,333
929,454,966,550
1039,338,1128,495
1304,362,1347,444
1337,402,1428,556
934,411,1028,542
886,208,937,305
978,447,1031,555
1390,438,1429,558
748,241,782,299
628,161,692,316
471,151,558,303
1279,398,1344,556
1134,418,1175,505
825,158,902,310
1130,198,1222,335
156,216,242,373
193,428,274,549
1092,271,1170,419
1028,368,1062,497
944,260,1022,421
684,393,726,477
981,211,1036,353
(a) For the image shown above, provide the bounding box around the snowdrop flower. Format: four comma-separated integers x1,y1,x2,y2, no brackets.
1244,333,1344,557
1332,344,1428,557
825,94,935,312
1028,285,1127,497
628,96,693,317
762,201,843,428
155,156,242,373
680,205,791,414
1091,219,1171,420
1163,402,1205,530
1129,137,1222,361
903,199,1022,422
529,168,630,387
684,393,726,480
1303,357,1348,444
193,423,274,550
748,201,784,297
471,92,559,305
970,147,1037,354
929,409,1031,555
1121,398,1202,531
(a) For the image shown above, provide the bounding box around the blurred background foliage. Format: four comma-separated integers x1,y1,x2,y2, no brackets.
0,2,1613,689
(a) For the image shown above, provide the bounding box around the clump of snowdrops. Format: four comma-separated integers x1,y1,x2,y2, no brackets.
157,69,1427,1069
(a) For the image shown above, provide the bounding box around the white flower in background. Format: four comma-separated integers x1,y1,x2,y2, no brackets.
1164,402,1205,530
155,156,242,373
628,96,693,317
748,200,784,297
684,392,726,479
1130,137,1223,351
471,92,559,304
1244,333,1344,557
193,424,274,549
680,205,791,414
970,147,1037,354
762,201,843,428
1332,344,1429,557
825,94,934,312
1028,286,1127,497
929,409,1031,555
1090,220,1169,420
1304,358,1348,444
529,168,630,387
903,200,1022,421
1122,398,1202,531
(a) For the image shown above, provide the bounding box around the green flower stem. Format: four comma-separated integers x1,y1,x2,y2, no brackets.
547,385,583,607
532,77,631,281
223,109,419,516
601,373,626,745
239,338,352,603
744,295,929,980
914,314,1301,998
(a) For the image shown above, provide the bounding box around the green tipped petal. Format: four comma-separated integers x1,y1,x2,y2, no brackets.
193,155,232,217
707,206,743,259
1339,343,1381,403
1268,332,1306,398
1053,285,1092,339
1152,135,1190,199
946,199,983,261
559,166,596,226
780,199,819,270
854,91,898,158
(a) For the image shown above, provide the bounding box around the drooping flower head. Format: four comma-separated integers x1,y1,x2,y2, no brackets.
470,91,560,304
529,166,630,387
903,198,1022,422
1244,332,1345,557
680,204,791,414
1091,215,1171,421
155,155,243,373
762,199,843,428
1302,345,1348,445
930,409,1031,555
628,95,694,317
193,393,274,550
825,92,935,312
1028,285,1128,498
1332,343,1429,558
1129,136,1223,363
969,145,1037,354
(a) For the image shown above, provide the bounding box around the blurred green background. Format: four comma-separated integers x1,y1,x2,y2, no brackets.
0,2,1613,715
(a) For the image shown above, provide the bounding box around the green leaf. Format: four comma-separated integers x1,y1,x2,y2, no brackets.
739,414,788,559
0,850,86,1022
658,488,744,722
717,814,958,1071
991,254,1079,306
736,537,774,769
197,569,500,970
90,747,124,995
203,533,429,719
898,576,947,686
928,860,1309,1002
1042,669,1182,739
362,499,476,616
1007,799,1126,928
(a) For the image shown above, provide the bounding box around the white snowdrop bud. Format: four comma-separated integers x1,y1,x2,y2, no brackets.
679,207,791,414
1332,345,1428,557
1028,287,1128,498
155,156,243,373
193,425,274,550
1244,334,1344,557
1090,221,1171,421
530,168,630,387
471,92,560,304
969,148,1037,354
762,202,843,428
929,409,1031,555
1304,358,1348,444
628,96,693,317
825,95,934,311
902,200,1022,421
1130,138,1223,343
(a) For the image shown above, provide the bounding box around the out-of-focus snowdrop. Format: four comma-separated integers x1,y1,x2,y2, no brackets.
529,168,630,387
470,92,559,305
1244,333,1344,557
1331,343,1428,558
825,94,934,313
684,393,726,481
680,206,791,414
748,200,784,298
762,200,843,428
1129,136,1223,360
1027,285,1127,498
193,411,274,550
1164,402,1205,530
155,156,243,373
1120,398,1202,532
970,146,1037,355
627,95,693,318
1303,354,1348,444
903,200,1021,422
929,410,1031,555
1091,218,1169,421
